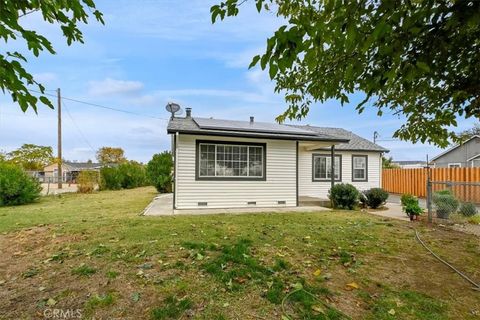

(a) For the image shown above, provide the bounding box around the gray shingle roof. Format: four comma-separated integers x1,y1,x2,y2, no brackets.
289,125,389,152
167,116,388,152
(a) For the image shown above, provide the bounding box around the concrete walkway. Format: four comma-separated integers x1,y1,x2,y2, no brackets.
142,193,330,216
367,202,409,221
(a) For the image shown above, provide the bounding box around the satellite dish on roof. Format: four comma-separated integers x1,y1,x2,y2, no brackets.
165,102,181,118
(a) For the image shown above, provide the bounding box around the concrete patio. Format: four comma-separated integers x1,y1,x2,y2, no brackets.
142,194,331,216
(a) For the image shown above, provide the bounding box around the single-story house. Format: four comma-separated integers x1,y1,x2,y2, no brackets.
167,108,388,210
43,161,102,183
431,135,480,168
392,160,427,169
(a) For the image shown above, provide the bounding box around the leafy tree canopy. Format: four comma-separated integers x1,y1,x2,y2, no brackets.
1,0,103,112
382,156,399,169
7,144,54,170
96,147,126,164
211,0,480,147
455,123,480,141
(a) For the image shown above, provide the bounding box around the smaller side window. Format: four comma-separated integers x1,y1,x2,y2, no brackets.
352,155,368,181
448,163,461,168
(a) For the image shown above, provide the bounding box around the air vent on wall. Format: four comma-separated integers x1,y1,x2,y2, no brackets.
277,200,286,205
198,202,208,207
247,201,256,205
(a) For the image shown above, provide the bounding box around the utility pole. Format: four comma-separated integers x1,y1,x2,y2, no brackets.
57,88,62,189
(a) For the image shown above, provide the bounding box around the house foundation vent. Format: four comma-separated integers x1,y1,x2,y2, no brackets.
277,200,286,205
197,202,207,207
247,201,256,205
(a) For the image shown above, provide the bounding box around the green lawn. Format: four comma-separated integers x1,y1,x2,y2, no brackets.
0,187,479,320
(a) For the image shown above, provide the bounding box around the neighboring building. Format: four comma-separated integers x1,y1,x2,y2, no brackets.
43,161,102,183
431,135,480,168
392,160,427,169
167,108,388,210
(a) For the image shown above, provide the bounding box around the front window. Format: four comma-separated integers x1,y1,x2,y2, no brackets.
448,163,461,168
352,155,368,181
313,155,341,181
197,142,265,179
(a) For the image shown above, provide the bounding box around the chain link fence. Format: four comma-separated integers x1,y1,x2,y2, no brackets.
427,180,480,221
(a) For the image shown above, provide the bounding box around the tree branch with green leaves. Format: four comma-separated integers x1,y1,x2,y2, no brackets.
211,0,480,147
0,0,104,112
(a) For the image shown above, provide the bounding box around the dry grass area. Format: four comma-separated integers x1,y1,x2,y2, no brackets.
0,187,479,320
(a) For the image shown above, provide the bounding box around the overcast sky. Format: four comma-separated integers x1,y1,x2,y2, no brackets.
0,0,476,163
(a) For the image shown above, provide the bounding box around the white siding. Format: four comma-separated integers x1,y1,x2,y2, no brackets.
175,134,297,209
298,148,381,199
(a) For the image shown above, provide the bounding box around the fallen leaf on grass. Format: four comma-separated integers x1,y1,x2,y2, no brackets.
131,292,140,302
46,298,56,306
313,269,322,277
388,309,396,315
312,305,325,314
345,282,359,290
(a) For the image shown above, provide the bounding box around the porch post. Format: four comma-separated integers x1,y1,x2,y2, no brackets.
330,145,335,189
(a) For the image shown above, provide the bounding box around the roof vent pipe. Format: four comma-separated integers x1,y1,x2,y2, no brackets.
186,108,192,118
250,116,254,124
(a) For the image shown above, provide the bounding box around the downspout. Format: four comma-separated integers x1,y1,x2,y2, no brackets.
173,132,179,211
296,141,299,207
330,145,335,190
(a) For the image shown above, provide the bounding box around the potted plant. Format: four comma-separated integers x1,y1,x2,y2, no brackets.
405,202,423,221
401,194,423,221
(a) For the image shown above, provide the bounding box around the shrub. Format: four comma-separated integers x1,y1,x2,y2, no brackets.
77,170,98,193
400,193,417,208
146,152,173,193
432,189,459,219
0,162,42,206
459,202,478,217
328,183,360,210
400,193,422,217
363,188,389,209
405,202,423,216
99,167,122,190
118,161,147,189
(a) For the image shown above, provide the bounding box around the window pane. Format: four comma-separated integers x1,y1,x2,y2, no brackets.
314,155,340,180
353,156,366,180
248,146,263,177
200,143,263,178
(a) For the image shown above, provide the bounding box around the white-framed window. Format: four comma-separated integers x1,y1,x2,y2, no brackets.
313,154,341,181
197,141,265,180
448,163,461,168
352,155,368,181
472,159,480,168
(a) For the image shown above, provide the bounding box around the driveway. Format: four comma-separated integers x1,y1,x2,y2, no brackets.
41,183,78,195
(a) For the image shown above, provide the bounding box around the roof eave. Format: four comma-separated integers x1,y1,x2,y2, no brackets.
167,129,349,143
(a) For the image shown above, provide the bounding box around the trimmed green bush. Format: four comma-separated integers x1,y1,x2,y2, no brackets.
328,183,360,210
363,188,389,209
100,167,122,190
100,162,147,190
0,163,42,206
118,161,147,189
146,152,173,193
459,202,478,217
432,189,459,219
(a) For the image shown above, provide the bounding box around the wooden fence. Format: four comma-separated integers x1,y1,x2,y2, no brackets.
382,168,480,200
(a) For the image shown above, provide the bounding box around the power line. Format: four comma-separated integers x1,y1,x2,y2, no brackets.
62,98,97,154
30,89,169,121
